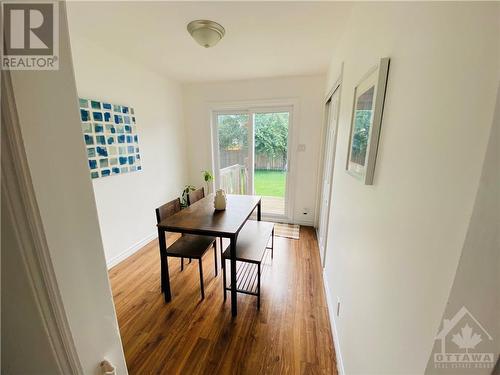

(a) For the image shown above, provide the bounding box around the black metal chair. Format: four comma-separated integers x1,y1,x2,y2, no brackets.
188,187,224,271
155,198,217,300
186,186,205,206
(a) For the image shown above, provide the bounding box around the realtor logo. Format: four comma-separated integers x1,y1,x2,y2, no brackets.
433,306,495,370
1,1,59,70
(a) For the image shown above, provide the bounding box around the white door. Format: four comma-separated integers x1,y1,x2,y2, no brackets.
318,87,340,266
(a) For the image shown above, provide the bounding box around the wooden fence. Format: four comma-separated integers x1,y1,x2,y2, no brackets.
254,153,287,170
219,150,286,171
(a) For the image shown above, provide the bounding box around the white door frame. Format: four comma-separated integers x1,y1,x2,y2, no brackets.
316,75,342,268
2,70,83,374
209,98,299,223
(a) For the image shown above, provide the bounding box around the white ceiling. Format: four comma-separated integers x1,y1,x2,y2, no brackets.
67,1,352,83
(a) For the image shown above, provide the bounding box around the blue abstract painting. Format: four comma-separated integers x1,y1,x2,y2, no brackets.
79,98,142,179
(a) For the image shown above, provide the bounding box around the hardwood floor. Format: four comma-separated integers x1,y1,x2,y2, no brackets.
261,195,285,216
109,226,337,374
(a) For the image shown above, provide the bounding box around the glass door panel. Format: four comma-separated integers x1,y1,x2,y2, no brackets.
215,113,252,194
253,111,289,217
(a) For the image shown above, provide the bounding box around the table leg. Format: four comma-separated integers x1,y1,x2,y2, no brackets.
257,200,262,221
157,228,171,302
271,227,274,259
219,237,223,268
230,234,238,317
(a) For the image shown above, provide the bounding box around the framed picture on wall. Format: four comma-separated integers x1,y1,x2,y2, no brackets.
346,57,390,185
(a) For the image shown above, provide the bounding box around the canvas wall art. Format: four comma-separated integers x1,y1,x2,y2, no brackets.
346,57,390,185
79,98,142,179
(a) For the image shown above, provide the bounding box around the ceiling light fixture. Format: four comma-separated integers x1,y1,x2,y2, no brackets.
187,20,225,48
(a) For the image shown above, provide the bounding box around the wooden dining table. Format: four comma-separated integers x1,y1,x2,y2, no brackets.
157,193,262,317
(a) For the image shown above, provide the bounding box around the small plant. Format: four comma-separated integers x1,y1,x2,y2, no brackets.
202,170,214,194
181,184,196,208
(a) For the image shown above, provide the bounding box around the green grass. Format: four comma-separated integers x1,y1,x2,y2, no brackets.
254,170,286,197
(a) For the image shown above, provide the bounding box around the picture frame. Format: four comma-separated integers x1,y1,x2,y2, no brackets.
346,57,390,185
78,98,142,179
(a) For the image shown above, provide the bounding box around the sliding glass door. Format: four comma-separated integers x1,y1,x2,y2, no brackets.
253,111,289,217
213,107,292,219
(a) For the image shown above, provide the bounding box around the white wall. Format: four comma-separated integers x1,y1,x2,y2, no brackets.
424,86,500,374
182,75,325,225
8,3,127,373
322,3,500,374
67,23,189,266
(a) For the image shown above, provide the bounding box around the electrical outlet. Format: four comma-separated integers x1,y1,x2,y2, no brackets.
297,144,306,152
336,297,341,317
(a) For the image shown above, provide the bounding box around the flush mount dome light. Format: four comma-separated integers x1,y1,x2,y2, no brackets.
187,20,225,48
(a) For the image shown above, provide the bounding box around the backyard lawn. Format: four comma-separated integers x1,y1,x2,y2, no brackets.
254,170,286,197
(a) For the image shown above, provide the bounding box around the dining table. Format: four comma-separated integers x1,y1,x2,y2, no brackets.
157,193,262,317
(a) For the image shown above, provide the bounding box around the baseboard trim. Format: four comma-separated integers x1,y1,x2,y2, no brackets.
323,271,345,375
252,213,314,227
293,218,315,226
106,232,157,269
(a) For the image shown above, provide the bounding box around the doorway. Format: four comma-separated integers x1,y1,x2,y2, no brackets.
212,106,293,221
317,84,341,267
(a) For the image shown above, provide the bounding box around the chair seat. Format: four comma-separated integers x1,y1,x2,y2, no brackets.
166,234,216,258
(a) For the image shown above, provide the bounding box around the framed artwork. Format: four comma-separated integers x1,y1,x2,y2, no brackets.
78,98,142,179
346,57,390,185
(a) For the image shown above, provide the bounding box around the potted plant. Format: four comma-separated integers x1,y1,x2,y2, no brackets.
202,170,214,194
180,171,213,209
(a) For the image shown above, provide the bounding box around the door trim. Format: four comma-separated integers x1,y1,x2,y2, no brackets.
1,70,83,374
316,71,343,268
209,98,299,223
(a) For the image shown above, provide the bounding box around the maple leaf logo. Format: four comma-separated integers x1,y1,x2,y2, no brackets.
452,324,482,352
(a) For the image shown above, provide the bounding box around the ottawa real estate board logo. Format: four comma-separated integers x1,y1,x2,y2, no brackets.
433,306,495,370
1,1,59,70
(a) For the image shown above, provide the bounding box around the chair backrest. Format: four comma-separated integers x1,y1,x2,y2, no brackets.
155,197,181,224
187,187,205,206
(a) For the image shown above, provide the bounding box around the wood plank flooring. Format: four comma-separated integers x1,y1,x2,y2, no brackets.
108,226,337,374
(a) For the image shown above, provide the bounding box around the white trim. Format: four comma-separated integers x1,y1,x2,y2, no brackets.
1,70,83,374
316,71,343,268
106,231,158,269
207,97,299,111
323,271,345,375
315,227,321,246
315,67,344,228
248,213,313,226
292,218,315,226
